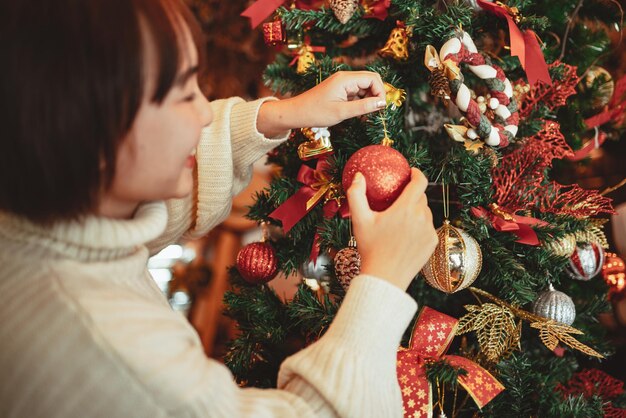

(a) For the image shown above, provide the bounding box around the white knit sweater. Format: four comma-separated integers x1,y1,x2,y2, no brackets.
0,98,417,417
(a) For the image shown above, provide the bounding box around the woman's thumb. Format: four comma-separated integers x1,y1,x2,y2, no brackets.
346,172,371,223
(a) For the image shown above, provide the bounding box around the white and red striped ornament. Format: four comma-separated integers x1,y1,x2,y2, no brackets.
565,242,605,281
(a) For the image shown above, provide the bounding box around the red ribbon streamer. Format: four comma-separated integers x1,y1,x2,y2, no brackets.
363,0,391,20
397,307,504,418
471,206,548,246
241,0,286,29
269,158,346,234
241,0,319,28
566,130,606,162
477,0,551,86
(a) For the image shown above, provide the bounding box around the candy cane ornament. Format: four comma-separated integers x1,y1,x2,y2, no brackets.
426,30,520,147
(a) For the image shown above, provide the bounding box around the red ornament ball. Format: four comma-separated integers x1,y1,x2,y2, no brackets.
236,242,278,285
342,145,411,211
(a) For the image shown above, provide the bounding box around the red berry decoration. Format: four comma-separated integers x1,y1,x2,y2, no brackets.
342,145,411,211
236,242,278,285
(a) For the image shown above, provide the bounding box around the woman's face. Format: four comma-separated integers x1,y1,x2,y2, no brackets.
98,20,212,219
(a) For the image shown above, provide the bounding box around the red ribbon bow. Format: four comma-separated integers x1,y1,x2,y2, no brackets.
477,0,551,87
269,158,348,234
397,307,504,417
241,0,318,29
471,205,548,246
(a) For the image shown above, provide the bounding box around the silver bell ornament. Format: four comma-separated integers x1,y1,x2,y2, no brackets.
565,242,605,281
300,252,332,293
532,284,576,325
421,220,483,293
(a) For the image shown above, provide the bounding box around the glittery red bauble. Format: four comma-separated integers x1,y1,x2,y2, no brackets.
236,242,278,285
342,145,411,211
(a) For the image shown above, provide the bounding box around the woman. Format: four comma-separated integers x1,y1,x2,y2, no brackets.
0,0,437,416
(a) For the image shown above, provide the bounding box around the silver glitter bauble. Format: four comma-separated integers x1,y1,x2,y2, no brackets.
422,221,483,293
565,242,605,281
532,284,576,325
300,253,332,292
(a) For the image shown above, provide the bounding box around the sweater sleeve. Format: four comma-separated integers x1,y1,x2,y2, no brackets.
147,97,289,254
67,272,416,418
277,275,418,417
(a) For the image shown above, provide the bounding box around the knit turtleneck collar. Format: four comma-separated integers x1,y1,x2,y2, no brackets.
0,201,168,262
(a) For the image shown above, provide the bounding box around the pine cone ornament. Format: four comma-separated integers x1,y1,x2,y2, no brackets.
330,0,358,24
334,237,361,290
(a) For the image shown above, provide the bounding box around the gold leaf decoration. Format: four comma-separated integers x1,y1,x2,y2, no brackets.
530,321,603,358
467,287,605,359
457,303,519,363
574,225,609,249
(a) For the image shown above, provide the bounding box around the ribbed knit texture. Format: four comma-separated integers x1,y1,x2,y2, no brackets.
0,97,418,417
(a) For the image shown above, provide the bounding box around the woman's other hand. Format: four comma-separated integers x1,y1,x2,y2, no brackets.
257,71,387,137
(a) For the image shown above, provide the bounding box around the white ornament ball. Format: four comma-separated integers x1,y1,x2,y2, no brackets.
467,128,478,140
489,97,499,110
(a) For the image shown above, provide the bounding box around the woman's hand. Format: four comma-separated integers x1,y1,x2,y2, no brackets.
257,71,387,138
346,168,438,291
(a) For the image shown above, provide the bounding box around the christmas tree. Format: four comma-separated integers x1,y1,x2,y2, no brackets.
223,0,626,416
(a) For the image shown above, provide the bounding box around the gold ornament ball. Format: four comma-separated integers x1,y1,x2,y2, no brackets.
421,221,483,293
581,66,614,109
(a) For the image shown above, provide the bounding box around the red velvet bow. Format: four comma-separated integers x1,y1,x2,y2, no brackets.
241,0,319,28
269,158,347,235
477,0,551,87
471,205,548,246
362,0,391,20
397,307,504,418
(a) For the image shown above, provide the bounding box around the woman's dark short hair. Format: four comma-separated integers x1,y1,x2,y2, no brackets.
0,0,204,224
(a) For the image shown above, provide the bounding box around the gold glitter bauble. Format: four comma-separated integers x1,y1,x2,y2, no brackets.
296,46,316,74
545,233,577,258
581,66,614,110
422,221,483,293
334,237,361,290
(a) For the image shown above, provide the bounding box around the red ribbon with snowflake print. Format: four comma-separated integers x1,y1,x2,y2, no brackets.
397,307,504,418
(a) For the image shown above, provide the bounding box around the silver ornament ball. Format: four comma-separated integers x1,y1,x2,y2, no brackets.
532,284,576,325
300,253,332,293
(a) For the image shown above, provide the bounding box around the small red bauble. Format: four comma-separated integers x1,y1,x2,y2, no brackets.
236,242,278,285
342,145,411,211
